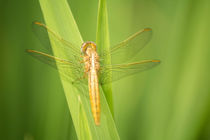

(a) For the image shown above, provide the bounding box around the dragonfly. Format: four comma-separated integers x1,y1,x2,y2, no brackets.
27,22,160,125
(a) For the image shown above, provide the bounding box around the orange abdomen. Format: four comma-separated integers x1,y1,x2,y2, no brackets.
88,70,100,125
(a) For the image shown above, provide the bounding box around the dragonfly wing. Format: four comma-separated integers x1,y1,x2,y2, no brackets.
100,28,152,64
32,21,81,61
99,60,160,85
26,49,87,84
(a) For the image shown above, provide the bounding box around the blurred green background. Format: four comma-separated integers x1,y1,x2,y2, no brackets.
0,0,210,140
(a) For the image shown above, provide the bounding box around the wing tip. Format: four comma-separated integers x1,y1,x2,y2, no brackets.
144,28,152,32
26,49,34,53
33,21,42,25
32,21,44,27
152,60,161,63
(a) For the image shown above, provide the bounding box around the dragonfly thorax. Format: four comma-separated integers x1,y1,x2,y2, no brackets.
83,46,100,73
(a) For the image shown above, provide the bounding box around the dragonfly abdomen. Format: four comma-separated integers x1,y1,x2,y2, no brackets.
88,69,100,125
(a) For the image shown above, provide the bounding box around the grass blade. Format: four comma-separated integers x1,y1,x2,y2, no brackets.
38,0,119,139
96,0,114,116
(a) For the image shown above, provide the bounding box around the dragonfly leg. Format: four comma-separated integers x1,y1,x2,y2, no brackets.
80,55,89,64
80,60,85,63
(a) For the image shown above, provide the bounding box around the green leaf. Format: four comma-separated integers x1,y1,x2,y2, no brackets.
96,0,114,116
38,0,119,139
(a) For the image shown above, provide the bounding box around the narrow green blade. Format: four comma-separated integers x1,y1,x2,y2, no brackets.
38,0,119,139
96,0,114,116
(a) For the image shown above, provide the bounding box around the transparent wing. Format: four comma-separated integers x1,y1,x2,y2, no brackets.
32,21,81,61
99,60,160,85
100,28,152,64
26,49,86,84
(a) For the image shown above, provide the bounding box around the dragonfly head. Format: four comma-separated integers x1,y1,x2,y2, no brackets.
81,41,97,55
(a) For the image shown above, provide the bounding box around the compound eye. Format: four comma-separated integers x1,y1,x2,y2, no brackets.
81,42,87,54
90,42,97,51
